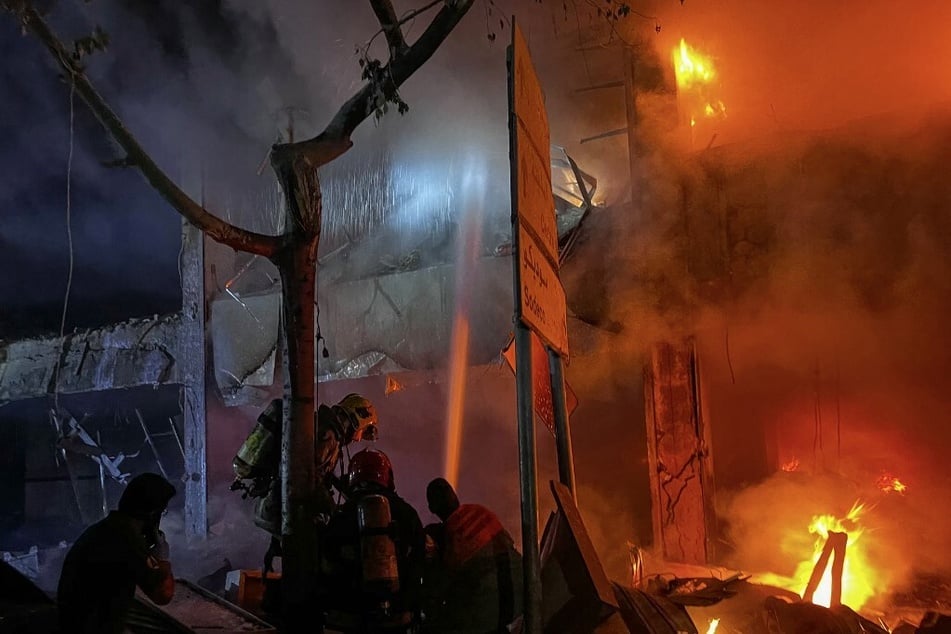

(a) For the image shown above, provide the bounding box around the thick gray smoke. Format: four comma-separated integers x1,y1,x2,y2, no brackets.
8,0,951,600
558,0,951,601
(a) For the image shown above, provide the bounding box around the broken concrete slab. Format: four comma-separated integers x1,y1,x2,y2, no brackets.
0,314,184,405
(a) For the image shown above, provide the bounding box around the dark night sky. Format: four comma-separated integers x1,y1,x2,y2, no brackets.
1,3,223,336
0,1,344,337
0,0,532,339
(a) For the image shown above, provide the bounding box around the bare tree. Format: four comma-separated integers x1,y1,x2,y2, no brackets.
4,0,649,628
3,0,474,625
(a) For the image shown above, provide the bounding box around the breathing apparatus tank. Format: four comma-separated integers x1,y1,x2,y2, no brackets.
357,494,400,602
233,399,282,480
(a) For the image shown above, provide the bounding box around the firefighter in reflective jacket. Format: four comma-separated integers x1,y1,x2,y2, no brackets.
319,449,426,633
231,393,378,570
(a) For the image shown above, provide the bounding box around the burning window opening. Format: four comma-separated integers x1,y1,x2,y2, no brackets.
673,38,727,125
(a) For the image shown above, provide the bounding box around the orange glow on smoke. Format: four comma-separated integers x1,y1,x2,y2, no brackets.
877,473,907,494
673,38,726,123
757,501,877,610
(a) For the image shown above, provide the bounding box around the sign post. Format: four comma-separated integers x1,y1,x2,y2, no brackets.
549,349,576,492
509,20,577,633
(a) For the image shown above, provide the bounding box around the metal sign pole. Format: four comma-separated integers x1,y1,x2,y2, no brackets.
509,27,543,633
548,349,576,495
515,322,542,633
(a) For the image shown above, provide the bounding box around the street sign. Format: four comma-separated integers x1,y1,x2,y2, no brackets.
511,23,569,357
517,225,568,357
511,25,559,264
514,125,559,261
509,23,576,633
502,331,579,436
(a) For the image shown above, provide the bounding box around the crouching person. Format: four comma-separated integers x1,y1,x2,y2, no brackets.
57,472,176,634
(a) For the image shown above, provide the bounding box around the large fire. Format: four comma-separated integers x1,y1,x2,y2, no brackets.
757,501,878,610
673,38,726,126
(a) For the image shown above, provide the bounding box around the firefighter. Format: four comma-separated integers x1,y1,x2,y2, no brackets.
421,478,522,634
231,393,378,571
319,448,425,633
57,472,176,634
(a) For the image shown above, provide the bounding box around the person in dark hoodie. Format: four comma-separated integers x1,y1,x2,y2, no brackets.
421,478,522,634
57,472,176,633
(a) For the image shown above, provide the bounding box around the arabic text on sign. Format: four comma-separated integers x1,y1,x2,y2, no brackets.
518,224,568,356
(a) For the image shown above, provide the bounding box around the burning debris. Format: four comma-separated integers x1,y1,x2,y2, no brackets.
781,459,800,473
754,501,877,610
878,473,908,495
763,596,889,634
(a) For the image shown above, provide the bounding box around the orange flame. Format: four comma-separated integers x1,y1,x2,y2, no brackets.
705,618,720,634
877,473,907,494
756,501,878,610
675,38,716,88
673,38,726,125
781,458,800,472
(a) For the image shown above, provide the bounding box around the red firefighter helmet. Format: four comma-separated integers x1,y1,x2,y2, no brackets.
348,449,394,491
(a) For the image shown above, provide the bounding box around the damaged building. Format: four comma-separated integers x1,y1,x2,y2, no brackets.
2,2,951,633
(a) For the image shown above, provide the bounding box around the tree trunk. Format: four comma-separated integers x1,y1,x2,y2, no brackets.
9,3,478,627
274,155,322,630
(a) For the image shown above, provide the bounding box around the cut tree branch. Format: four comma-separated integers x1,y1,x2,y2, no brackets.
271,0,475,169
369,0,407,57
9,4,283,258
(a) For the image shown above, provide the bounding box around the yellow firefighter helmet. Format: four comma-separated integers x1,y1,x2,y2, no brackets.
336,393,378,441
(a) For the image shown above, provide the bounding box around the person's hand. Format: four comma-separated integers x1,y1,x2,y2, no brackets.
152,529,170,561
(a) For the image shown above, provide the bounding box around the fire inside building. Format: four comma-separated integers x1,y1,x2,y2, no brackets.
2,1,950,633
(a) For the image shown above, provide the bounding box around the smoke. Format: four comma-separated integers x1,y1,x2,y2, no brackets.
7,0,951,604
570,4,951,607
179,0,951,601
645,0,951,141
719,467,951,607
523,0,951,598
161,485,271,582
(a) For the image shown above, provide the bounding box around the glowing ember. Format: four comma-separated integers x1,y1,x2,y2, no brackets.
877,473,907,494
781,458,800,472
757,500,878,610
673,38,726,123
705,617,720,634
